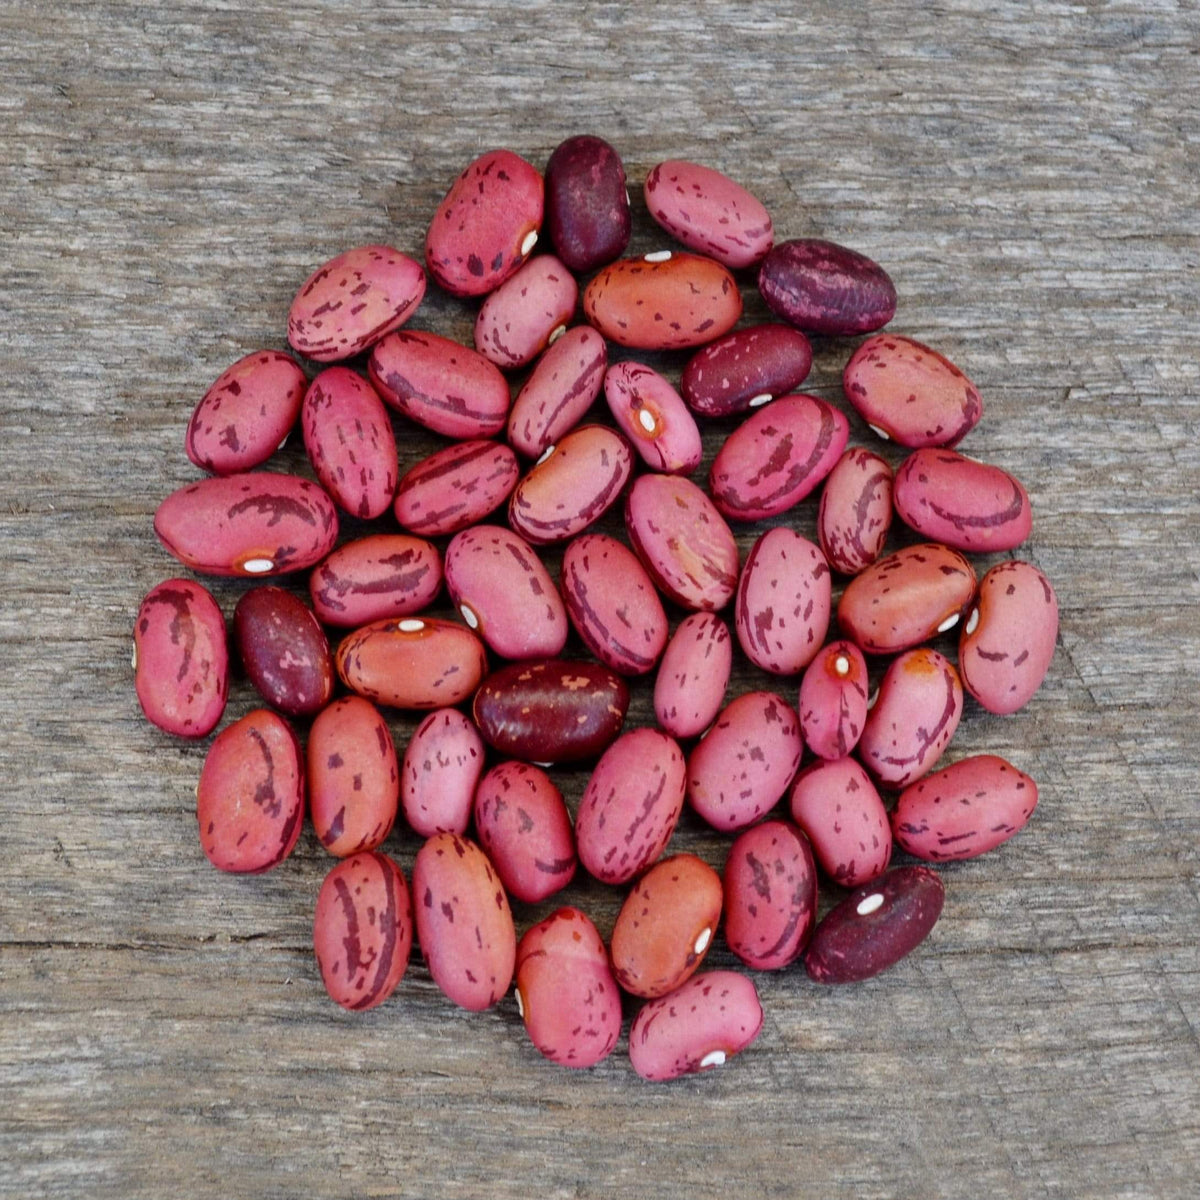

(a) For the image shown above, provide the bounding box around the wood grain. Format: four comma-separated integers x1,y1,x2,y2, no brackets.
2,2,1198,1197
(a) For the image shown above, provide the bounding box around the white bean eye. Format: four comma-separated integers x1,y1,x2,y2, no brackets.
637,409,658,434
547,324,567,345
243,558,274,574
644,250,672,263
748,392,774,408
520,230,538,256
130,642,138,670
398,618,425,633
693,927,712,955
868,424,890,441
834,654,850,676
460,604,479,630
866,688,879,711
936,613,960,633
699,1049,726,1069
856,893,885,916
514,987,525,1019
535,444,556,465
965,607,980,635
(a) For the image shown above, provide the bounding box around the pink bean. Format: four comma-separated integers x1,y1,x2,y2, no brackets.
308,534,443,628
474,255,577,369
401,708,485,838
393,440,519,538
797,639,869,760
653,613,733,740
603,361,702,475
817,447,894,576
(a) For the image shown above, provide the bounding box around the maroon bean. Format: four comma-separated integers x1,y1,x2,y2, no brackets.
653,613,733,740
401,709,485,838
472,659,629,764
393,439,519,538
679,324,813,418
234,587,333,717
544,135,632,274
817,447,894,576
797,639,869,761
308,534,443,628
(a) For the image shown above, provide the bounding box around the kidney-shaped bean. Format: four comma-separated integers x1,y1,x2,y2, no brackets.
475,254,577,370
234,586,333,717
401,708,485,838
544,135,631,274
393,439,520,538
309,534,442,628
817,447,894,576
680,324,813,419
797,639,869,760
603,361,702,475
653,613,733,740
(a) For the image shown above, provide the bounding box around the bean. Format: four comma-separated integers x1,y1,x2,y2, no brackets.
687,691,803,832
444,525,568,661
893,448,1032,552
313,851,413,1010
154,472,338,577
628,971,763,1082
185,349,306,475
679,324,813,418
603,360,702,475
804,867,944,984
508,424,632,545
474,254,577,370
196,709,304,874
473,659,629,764
610,853,723,999
288,244,425,362
644,159,773,269
652,612,733,740
797,639,869,760
758,238,896,336
959,560,1059,714
308,696,399,857
335,616,486,710
234,586,333,717
625,473,739,612
401,709,485,838
474,762,577,903
413,833,516,1012
424,149,544,297
891,754,1038,862
843,333,983,448
575,728,686,885
560,533,668,677
722,819,817,970
789,757,891,889
583,251,742,350
817,447,893,576
369,329,510,439
308,533,443,628
544,135,631,273
709,393,849,522
393,439,519,537
859,648,962,787
734,528,831,675
133,579,227,738
838,542,977,654
515,907,621,1068
506,325,608,459
301,367,397,519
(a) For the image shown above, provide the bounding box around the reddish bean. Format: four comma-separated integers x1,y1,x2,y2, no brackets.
234,586,333,717
308,534,442,628
653,613,733,740
393,440,519,538
544,136,631,274
797,639,869,761
817,447,894,576
401,708,485,838
474,254,577,370
680,324,813,418
602,361,702,475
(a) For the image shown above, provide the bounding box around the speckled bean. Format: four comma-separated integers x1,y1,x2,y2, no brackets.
735,528,831,675
894,448,1033,552
301,367,397,519
508,424,632,545
401,708,485,838
308,696,399,857
506,326,607,459
185,350,307,475
133,579,228,738
544,135,631,274
560,534,668,677
628,971,763,1082
369,329,510,439
709,393,849,522
610,854,723,999
625,474,739,612
444,525,568,661
583,251,742,351
313,851,413,1010
679,324,813,418
803,867,944,984
335,617,486,710
838,542,977,654
644,159,773,269
474,762,577,903
515,907,621,1069
196,709,304,874
817,447,894,576
843,334,983,447
412,833,516,1011
424,149,544,297
722,819,817,971
797,639,869,760
603,361,702,475
234,586,333,717
575,727,686,885
473,659,629,764
959,560,1059,714
788,757,891,889
859,648,963,787
758,238,896,336
154,472,338,577
892,754,1038,862
653,613,733,740
393,439,519,537
687,691,803,832
474,254,577,369
288,244,425,362
308,534,443,628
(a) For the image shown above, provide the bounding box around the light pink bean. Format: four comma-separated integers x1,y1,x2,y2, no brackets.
475,255,577,369
401,708,486,838
653,613,733,740
603,361,702,475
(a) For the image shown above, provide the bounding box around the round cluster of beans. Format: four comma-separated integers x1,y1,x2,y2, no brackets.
134,138,1058,1082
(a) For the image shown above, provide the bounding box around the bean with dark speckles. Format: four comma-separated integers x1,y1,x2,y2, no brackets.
308,534,442,628
393,439,519,538
680,324,812,418
817,447,893,576
797,639,869,760
401,709,485,838
653,612,732,740
474,254,577,370
234,587,333,717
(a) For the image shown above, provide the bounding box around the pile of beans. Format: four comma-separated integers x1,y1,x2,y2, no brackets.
133,139,1058,1081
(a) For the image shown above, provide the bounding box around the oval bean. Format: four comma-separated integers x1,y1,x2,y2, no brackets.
544,135,631,273
797,639,869,760
234,586,333,717
653,613,733,740
680,324,812,418
817,447,893,576
309,534,443,628
401,708,485,838
603,361,702,475
393,439,519,537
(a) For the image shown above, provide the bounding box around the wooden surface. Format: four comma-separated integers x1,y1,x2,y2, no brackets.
2,2,1198,1196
